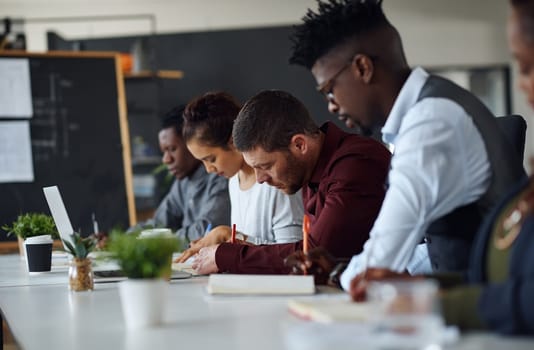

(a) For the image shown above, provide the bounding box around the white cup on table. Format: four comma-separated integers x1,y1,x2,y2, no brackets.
367,279,444,350
139,228,172,238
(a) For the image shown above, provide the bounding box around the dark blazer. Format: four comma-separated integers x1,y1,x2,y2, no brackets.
468,177,534,334
420,76,526,273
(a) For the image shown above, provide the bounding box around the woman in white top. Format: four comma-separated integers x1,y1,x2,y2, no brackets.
176,92,303,262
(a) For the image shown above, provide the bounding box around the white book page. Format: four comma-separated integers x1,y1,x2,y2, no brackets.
207,274,315,295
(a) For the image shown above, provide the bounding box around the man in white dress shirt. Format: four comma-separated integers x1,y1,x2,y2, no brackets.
286,0,525,290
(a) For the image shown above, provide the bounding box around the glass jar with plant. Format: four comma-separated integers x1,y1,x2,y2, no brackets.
1,213,59,259
106,231,181,329
63,233,97,292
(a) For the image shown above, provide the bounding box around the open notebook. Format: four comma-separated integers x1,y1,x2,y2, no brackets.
207,274,315,295
172,262,199,276
288,295,373,323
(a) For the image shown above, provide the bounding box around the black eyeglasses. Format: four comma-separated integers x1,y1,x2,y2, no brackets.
316,54,376,103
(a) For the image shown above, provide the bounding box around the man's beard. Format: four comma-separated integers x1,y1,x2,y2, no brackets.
278,153,305,195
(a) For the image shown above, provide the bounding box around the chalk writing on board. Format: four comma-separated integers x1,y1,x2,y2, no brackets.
31,73,77,161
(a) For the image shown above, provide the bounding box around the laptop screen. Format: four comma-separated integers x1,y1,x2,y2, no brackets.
43,186,74,248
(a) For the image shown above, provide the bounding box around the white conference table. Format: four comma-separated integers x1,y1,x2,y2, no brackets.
1,254,533,350
0,252,70,287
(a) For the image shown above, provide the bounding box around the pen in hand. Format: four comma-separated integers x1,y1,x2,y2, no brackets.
92,212,99,233
302,214,310,275
231,223,236,244
302,214,310,254
204,223,212,235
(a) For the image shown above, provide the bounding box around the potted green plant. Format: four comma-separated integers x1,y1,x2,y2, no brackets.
63,232,97,292
2,213,59,260
106,230,181,329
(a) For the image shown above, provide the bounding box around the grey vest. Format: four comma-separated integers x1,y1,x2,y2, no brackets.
416,76,526,273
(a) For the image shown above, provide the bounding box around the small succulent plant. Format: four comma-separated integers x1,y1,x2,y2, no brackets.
63,232,96,259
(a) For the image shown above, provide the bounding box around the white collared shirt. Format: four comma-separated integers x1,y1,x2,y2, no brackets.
340,67,490,290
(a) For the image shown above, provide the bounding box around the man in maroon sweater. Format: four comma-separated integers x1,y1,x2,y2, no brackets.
192,90,390,275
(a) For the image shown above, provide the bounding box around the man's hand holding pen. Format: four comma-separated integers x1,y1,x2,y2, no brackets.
175,225,230,263
284,247,337,285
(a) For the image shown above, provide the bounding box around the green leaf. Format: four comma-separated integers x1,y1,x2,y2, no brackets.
1,213,59,240
63,239,76,255
106,230,182,279
62,232,96,258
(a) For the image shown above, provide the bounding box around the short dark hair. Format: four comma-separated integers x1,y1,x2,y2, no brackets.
161,105,185,135
511,0,532,5
232,90,319,152
289,0,390,69
182,92,241,149
510,0,534,42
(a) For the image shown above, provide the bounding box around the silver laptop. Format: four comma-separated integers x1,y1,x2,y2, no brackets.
43,186,75,250
43,185,191,282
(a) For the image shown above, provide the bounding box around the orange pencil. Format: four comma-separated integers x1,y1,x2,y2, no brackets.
231,223,236,244
302,215,310,254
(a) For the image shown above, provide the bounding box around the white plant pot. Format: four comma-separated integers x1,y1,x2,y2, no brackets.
118,278,168,330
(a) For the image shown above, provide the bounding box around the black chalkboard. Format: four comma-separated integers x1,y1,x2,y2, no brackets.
0,52,135,241
47,26,358,140
48,28,325,119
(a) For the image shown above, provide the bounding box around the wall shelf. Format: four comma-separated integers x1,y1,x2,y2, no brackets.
124,69,184,79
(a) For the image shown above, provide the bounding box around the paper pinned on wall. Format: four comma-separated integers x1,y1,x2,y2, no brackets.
0,58,33,118
0,121,34,183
